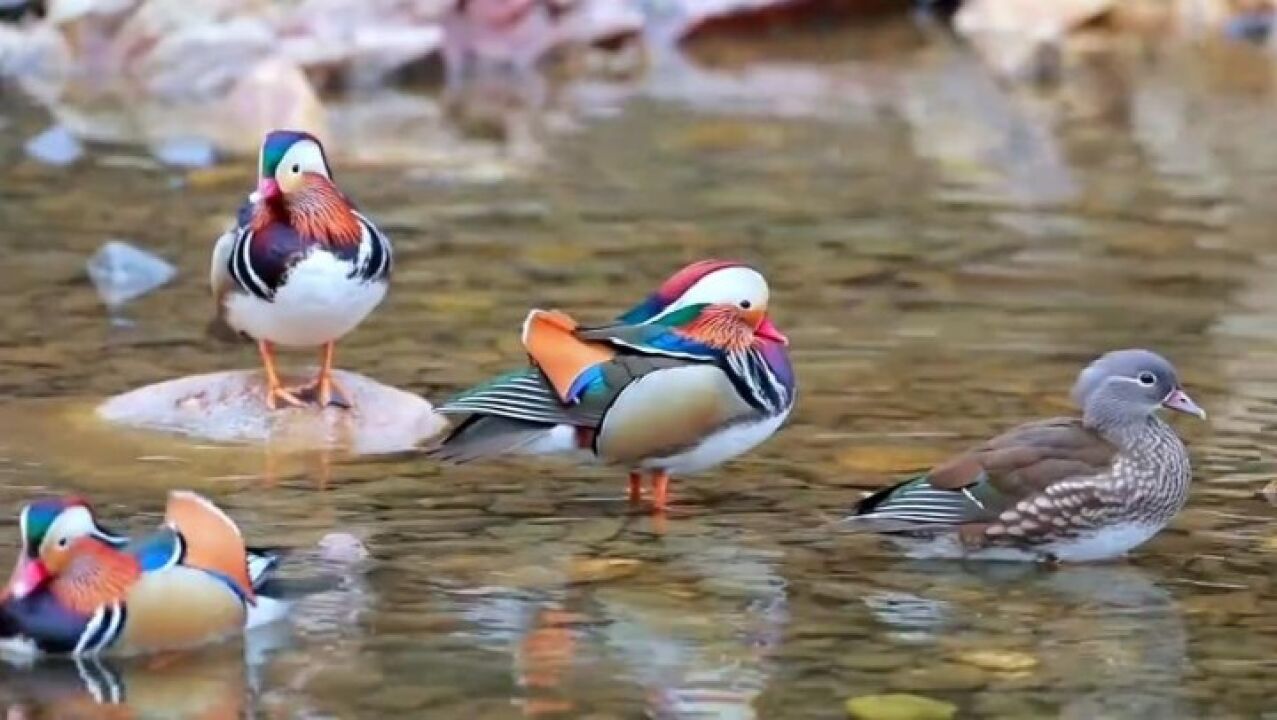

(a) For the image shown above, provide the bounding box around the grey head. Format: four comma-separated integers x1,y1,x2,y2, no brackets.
1070,349,1206,430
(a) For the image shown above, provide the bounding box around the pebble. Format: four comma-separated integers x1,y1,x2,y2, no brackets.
318,532,371,564
955,649,1039,673
845,693,957,720
85,240,177,307
567,557,642,585
24,124,82,166
151,135,218,168
564,518,624,545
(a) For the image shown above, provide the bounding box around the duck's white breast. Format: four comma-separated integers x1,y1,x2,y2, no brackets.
225,250,387,348
642,407,790,475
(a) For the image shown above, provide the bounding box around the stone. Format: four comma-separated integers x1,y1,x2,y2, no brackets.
955,649,1039,673
86,240,178,307
845,693,957,720
317,532,370,564
567,557,641,585
151,135,217,168
96,369,447,454
24,124,82,165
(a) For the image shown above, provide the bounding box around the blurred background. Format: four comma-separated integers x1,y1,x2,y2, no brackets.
4,1,1277,719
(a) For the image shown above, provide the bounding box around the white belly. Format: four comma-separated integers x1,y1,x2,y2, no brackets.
641,408,790,475
895,522,1162,563
225,251,387,348
1045,523,1162,563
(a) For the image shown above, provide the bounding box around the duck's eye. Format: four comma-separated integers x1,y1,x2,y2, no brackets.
291,164,300,174
1137,372,1156,386
739,300,752,309
56,537,68,548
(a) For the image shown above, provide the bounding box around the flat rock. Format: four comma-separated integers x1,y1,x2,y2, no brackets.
96,369,447,454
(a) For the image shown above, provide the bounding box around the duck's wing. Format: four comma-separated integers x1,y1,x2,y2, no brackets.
848,418,1118,531
431,311,709,461
163,492,255,603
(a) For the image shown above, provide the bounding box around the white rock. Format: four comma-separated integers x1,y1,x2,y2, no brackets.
24,124,82,165
96,369,448,455
86,239,177,307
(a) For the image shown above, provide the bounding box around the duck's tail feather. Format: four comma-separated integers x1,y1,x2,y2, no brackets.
427,415,561,464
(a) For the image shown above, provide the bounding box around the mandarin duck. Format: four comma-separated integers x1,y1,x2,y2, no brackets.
843,349,1205,563
1,492,288,656
210,130,393,410
432,260,796,509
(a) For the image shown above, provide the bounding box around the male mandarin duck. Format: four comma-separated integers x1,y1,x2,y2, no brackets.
0,492,288,656
843,349,1206,563
432,260,796,509
210,130,393,410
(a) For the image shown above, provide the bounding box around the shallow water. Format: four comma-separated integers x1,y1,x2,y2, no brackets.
3,18,1277,719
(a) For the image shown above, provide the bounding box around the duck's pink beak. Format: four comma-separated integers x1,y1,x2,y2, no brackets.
1162,388,1206,419
252,178,281,203
754,315,789,346
5,558,48,600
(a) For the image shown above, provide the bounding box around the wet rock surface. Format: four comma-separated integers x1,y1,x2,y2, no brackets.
96,369,447,454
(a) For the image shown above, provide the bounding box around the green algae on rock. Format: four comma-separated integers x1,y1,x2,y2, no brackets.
845,693,957,720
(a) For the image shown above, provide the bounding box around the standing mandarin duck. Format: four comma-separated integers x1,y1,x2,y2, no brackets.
210,130,393,410
1,492,288,655
432,260,796,509
843,349,1205,563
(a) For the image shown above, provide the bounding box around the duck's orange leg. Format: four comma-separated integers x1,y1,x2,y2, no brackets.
258,341,304,410
306,342,351,408
628,471,643,503
651,471,671,511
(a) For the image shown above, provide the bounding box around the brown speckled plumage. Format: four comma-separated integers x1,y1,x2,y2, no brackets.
847,349,1203,562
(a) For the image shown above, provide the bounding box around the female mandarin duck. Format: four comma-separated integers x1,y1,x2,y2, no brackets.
1,492,288,655
433,259,796,509
843,349,1205,563
210,130,393,410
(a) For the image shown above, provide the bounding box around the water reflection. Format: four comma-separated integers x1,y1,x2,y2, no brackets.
857,563,1190,718
4,13,1277,720
0,624,288,720
444,529,787,719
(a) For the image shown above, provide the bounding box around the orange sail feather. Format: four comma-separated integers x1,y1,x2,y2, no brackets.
521,310,615,403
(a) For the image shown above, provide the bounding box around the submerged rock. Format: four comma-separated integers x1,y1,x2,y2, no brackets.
24,124,82,165
151,135,218,167
845,694,957,720
86,239,178,307
97,369,448,454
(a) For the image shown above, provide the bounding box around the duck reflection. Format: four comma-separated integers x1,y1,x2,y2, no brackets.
0,542,372,720
0,623,287,720
445,528,788,719
859,563,1190,719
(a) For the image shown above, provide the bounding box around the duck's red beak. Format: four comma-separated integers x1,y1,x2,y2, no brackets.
754,315,789,346
5,558,49,600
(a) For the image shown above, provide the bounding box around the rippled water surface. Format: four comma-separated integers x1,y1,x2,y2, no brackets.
3,18,1277,720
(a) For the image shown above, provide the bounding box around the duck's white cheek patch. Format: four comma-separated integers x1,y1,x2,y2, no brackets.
657,267,770,320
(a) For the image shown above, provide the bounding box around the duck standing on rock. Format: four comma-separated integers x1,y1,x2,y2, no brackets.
842,349,1206,563
0,492,289,656
432,259,796,510
211,130,393,410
